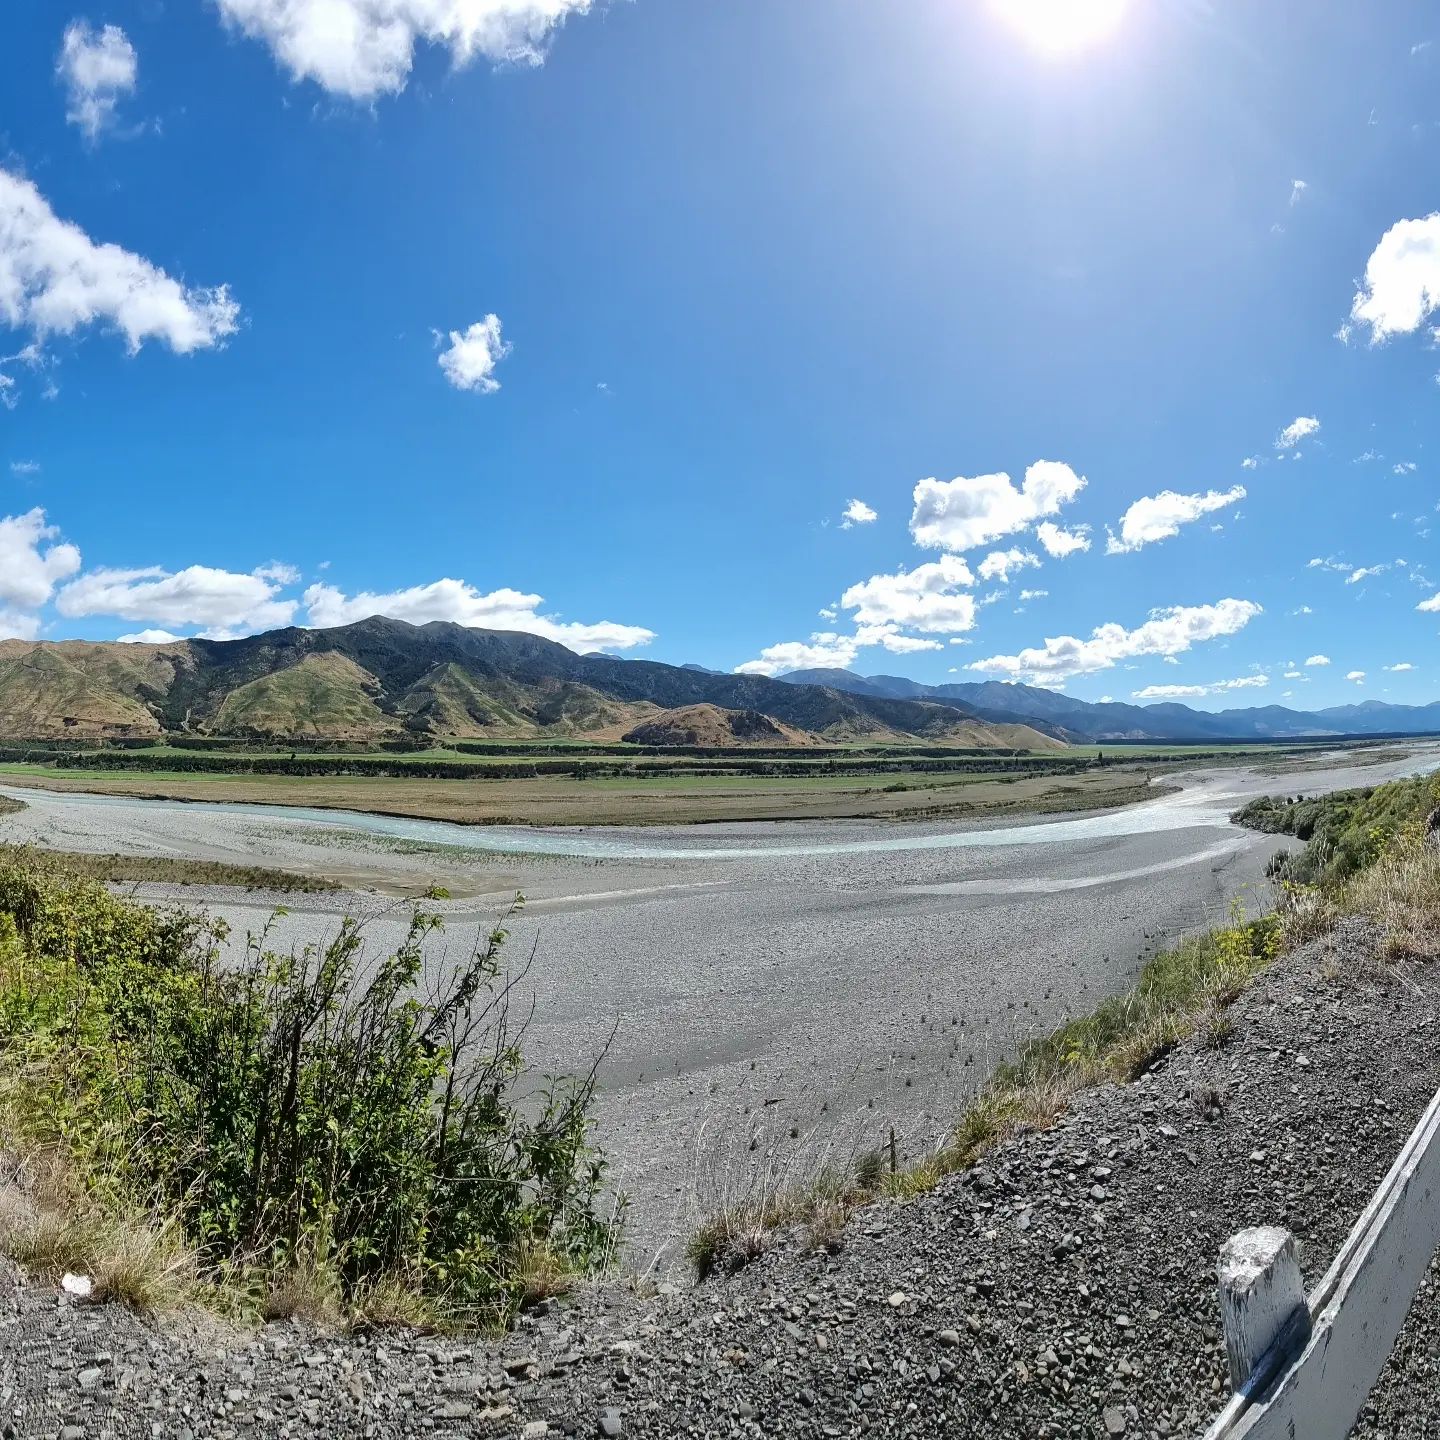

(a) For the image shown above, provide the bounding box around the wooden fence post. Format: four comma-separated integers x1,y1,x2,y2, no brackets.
1216,1226,1311,1392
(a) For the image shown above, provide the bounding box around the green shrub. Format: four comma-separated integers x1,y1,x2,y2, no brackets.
0,857,612,1323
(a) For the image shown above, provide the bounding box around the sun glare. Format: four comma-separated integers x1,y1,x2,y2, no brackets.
990,0,1131,54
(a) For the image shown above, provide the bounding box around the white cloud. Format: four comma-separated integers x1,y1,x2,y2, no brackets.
1289,179,1308,206
57,22,138,140
977,547,1041,583
1305,654,1331,666
0,509,82,638
1018,588,1047,601
0,168,239,358
840,555,977,634
1283,670,1303,679
214,0,593,100
303,577,653,653
117,628,184,644
1132,674,1268,701
840,498,877,529
1275,416,1320,449
858,627,943,655
1346,563,1391,584
9,460,40,476
1346,670,1366,683
1385,662,1416,672
969,598,1261,683
911,460,1085,553
1035,520,1091,558
1395,461,1418,474
437,315,509,393
735,633,859,677
57,564,297,635
1241,456,1259,470
1417,592,1440,613
254,561,302,585
1105,485,1245,554
1348,214,1440,342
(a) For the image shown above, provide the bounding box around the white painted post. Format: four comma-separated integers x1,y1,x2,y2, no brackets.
1216,1227,1312,1392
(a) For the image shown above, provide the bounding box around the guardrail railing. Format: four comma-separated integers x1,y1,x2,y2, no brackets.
1202,1082,1440,1438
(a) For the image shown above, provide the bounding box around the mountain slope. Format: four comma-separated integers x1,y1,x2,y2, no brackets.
621,705,823,747
779,668,1440,742
0,619,1048,749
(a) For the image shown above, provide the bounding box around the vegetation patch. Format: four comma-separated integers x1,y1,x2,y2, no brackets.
1231,773,1440,886
0,845,339,893
0,796,25,818
0,861,615,1327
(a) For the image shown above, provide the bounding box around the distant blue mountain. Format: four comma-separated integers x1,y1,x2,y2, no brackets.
778,669,1440,742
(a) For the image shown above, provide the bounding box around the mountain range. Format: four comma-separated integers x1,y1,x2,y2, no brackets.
778,669,1440,742
0,619,1059,749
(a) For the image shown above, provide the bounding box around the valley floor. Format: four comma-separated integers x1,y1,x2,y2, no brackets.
0,758,1166,827
2,745,1436,1267
5,913,1438,1438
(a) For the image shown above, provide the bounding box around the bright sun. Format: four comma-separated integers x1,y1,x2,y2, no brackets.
990,0,1130,53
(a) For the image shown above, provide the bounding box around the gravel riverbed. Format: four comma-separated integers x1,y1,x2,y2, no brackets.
2,747,1438,1268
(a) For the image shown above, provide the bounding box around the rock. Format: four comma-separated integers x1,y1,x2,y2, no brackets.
1103,1405,1126,1435
937,1329,961,1348
598,1407,623,1437
888,1291,909,1308
522,1424,549,1439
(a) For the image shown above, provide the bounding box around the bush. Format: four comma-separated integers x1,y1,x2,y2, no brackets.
0,857,613,1323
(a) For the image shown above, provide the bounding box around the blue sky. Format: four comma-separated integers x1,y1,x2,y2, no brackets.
1,0,1438,710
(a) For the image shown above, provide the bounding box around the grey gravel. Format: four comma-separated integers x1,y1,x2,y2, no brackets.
1,915,1437,1436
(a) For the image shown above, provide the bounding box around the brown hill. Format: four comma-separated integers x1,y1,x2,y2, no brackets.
0,618,1068,750
621,704,824,747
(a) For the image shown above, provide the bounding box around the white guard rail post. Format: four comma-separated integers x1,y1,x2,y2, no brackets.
1203,1083,1440,1439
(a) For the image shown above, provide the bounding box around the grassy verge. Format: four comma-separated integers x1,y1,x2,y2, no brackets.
0,857,617,1327
689,774,1440,1280
0,845,339,893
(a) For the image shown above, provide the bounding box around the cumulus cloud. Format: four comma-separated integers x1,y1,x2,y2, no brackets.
1386,661,1416,672
733,622,942,677
214,0,593,99
1034,520,1091,558
116,628,184,644
303,577,653,653
977,548,1041,583
57,564,298,636
1418,592,1440,613
57,22,137,140
1276,416,1320,449
1105,485,1245,554
1346,563,1391,584
841,498,877,529
1132,674,1268,701
0,168,239,360
1018,588,1047,601
0,508,82,638
1346,670,1366,683
840,555,977,634
1348,214,1440,342
1305,654,1331,666
968,598,1262,683
734,633,860,677
437,315,509,393
911,460,1085,553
